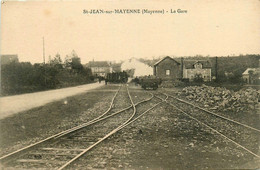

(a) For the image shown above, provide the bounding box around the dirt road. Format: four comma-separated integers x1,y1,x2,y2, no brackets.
0,82,104,119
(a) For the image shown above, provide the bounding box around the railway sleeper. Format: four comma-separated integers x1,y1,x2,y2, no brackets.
25,154,76,162
40,147,85,152
65,136,103,141
16,159,66,165
61,138,102,142
27,152,79,157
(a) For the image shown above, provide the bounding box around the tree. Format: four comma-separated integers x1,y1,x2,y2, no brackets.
64,50,83,73
50,53,63,69
64,55,72,69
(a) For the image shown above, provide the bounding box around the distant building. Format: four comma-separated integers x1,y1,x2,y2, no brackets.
1,54,19,65
86,61,112,77
153,56,212,81
111,63,122,72
153,56,181,80
183,60,212,82
121,58,153,77
242,68,260,84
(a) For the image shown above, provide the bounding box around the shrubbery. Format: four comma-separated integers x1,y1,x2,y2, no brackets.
1,55,93,96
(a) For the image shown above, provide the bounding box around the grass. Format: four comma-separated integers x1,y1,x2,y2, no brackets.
0,86,115,156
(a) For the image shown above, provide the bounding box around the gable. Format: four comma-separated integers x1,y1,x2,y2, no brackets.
184,60,212,69
87,61,110,67
154,56,180,66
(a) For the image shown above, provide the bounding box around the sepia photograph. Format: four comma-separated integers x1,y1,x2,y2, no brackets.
0,0,259,169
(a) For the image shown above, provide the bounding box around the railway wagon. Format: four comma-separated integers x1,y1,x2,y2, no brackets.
139,76,162,90
105,71,128,84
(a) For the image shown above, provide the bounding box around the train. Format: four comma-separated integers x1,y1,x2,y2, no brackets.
105,71,128,84
135,76,162,90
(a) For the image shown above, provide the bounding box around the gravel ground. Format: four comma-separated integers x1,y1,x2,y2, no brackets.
1,84,259,169
71,92,162,169
72,100,259,169
161,89,260,129
0,85,118,157
4,85,136,169
167,97,260,154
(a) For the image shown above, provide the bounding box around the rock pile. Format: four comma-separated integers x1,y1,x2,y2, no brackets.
160,80,184,88
178,85,259,113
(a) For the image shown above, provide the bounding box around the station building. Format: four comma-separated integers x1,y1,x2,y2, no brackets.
182,60,212,82
153,56,212,82
153,56,182,80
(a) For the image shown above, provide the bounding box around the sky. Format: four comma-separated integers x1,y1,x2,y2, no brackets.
1,0,260,64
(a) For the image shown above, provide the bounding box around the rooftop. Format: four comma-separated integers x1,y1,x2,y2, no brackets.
242,68,260,75
183,60,212,69
154,56,180,66
87,61,111,67
1,54,19,65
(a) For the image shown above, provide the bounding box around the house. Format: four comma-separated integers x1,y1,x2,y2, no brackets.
182,60,212,82
111,63,122,72
153,56,212,82
121,58,153,77
153,56,181,80
86,61,112,77
1,54,19,65
242,68,260,84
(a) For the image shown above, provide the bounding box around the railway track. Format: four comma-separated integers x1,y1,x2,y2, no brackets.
0,85,121,162
0,85,164,169
166,93,260,132
162,93,260,159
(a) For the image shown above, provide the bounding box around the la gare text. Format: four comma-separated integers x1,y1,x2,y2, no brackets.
82,9,188,15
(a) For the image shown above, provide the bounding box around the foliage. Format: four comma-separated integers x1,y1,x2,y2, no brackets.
64,50,84,73
1,52,93,96
50,53,63,69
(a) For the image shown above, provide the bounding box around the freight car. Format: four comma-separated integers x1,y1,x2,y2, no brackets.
105,71,128,84
139,76,162,90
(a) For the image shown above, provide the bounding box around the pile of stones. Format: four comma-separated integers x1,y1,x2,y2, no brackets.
160,80,184,88
178,85,259,113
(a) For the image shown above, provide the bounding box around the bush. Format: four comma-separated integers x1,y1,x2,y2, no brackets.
1,62,93,96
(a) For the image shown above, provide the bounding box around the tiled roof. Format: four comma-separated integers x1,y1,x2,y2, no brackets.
87,61,110,67
183,60,212,69
242,68,260,75
154,56,180,66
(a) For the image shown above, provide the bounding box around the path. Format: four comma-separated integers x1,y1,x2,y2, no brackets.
0,82,104,119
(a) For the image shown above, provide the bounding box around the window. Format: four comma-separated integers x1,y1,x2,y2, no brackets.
166,70,170,75
194,63,202,69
